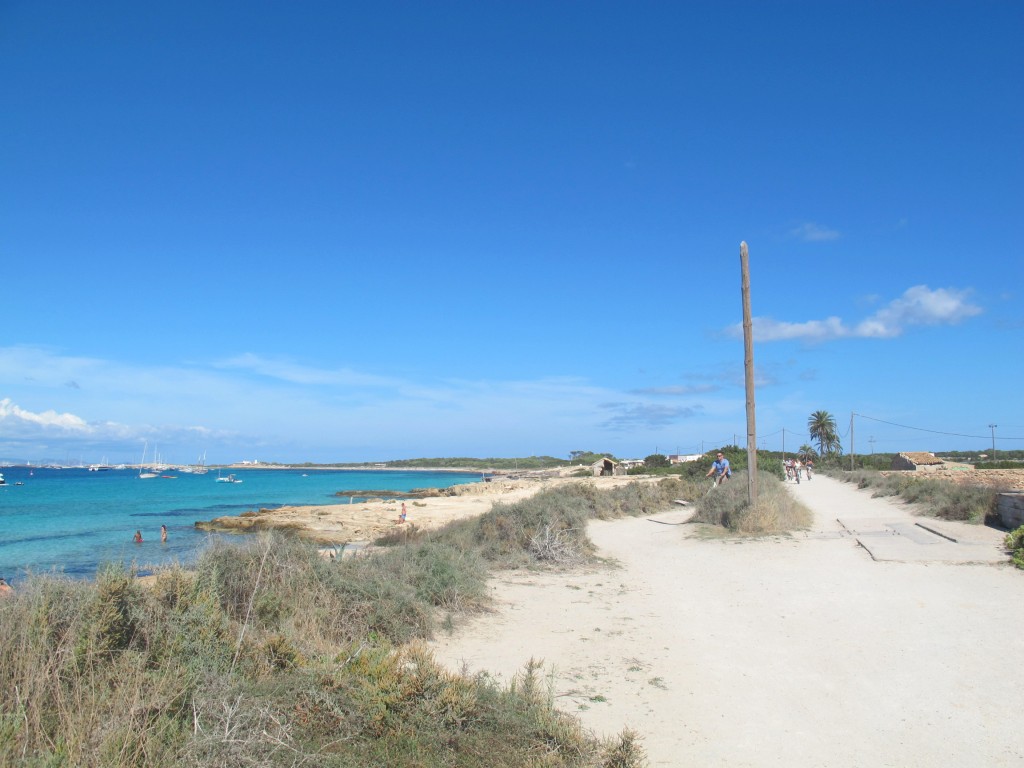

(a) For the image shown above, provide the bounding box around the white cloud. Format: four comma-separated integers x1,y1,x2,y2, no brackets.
854,285,982,337
730,285,982,342
0,397,91,432
790,222,841,242
750,316,848,342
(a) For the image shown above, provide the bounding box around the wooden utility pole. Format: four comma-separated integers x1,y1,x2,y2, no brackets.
850,412,855,471
740,242,758,504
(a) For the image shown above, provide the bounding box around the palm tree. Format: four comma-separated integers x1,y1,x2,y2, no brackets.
798,443,818,459
807,411,842,457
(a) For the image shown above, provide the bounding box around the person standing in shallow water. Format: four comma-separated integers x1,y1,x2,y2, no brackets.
161,524,168,543
133,530,143,543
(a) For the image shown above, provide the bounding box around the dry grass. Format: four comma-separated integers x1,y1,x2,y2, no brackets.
831,469,1000,523
0,480,677,768
690,470,812,535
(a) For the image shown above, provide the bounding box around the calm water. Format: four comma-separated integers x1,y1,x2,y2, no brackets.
0,466,481,580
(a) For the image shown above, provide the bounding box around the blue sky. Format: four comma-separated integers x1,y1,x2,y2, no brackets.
2,1,1021,464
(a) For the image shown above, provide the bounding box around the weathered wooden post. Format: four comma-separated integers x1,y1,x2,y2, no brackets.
740,241,758,505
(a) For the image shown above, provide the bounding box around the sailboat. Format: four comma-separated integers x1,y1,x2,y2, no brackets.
139,442,157,479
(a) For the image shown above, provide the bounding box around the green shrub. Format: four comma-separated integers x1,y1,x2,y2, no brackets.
1006,526,1024,570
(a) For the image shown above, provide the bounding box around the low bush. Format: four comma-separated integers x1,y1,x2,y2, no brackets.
439,478,690,569
689,470,812,534
1005,526,1024,570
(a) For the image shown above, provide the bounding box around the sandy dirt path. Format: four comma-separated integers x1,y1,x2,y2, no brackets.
430,475,1024,767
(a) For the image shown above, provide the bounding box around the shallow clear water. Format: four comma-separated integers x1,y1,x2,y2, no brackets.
0,466,480,580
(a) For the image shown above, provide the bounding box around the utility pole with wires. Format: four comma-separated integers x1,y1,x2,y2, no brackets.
850,412,855,471
989,424,997,459
740,241,758,505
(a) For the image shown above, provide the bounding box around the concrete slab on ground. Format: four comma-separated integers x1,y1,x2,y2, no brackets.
835,516,1008,564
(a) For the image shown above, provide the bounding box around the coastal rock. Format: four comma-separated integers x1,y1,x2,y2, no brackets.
332,487,452,499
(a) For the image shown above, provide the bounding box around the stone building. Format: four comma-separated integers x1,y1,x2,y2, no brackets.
591,457,623,476
884,454,970,473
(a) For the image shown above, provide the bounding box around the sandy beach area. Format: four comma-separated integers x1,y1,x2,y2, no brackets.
196,470,650,546
430,475,1023,767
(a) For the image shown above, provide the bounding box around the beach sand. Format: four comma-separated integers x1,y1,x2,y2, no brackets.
195,470,652,547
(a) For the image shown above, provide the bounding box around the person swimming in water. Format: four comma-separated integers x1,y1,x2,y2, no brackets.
133,530,143,543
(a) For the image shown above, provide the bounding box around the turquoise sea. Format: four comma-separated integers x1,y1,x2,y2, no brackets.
0,466,481,581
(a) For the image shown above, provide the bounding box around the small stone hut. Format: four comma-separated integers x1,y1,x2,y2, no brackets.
591,457,622,476
890,452,946,471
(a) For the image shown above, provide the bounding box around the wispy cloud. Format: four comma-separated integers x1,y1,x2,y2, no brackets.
729,285,982,342
664,363,781,392
746,316,849,341
0,345,693,460
599,402,700,430
630,384,721,396
790,222,841,242
215,353,400,389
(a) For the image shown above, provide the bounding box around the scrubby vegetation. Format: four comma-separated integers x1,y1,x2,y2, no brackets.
1,478,700,767
0,473,816,765
688,470,813,534
448,476,698,568
1006,526,1024,569
827,469,1000,523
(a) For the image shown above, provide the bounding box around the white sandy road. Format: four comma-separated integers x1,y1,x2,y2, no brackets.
430,475,1024,767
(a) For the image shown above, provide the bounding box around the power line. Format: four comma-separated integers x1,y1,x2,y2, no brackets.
853,413,1024,441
